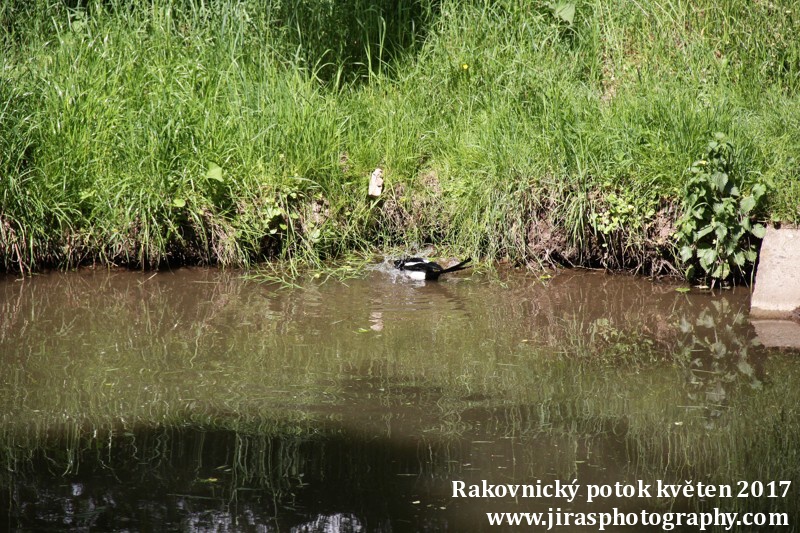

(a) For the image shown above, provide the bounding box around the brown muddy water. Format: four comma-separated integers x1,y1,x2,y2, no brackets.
0,266,797,532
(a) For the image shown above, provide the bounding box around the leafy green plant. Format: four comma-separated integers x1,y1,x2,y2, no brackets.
590,185,656,238
676,134,766,284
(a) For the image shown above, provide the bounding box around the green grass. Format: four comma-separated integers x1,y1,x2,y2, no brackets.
1,0,799,273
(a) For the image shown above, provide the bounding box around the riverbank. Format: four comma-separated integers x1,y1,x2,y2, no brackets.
2,0,798,279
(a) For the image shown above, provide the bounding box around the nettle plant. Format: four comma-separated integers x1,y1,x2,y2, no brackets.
676,134,766,285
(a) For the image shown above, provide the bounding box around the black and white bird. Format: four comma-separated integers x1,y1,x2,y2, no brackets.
393,257,472,281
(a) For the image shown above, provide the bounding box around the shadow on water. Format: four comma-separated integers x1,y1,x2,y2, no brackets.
7,424,451,531
0,268,798,531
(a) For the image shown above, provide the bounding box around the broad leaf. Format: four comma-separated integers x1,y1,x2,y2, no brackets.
711,262,731,280
205,164,224,183
697,247,717,270
739,195,756,214
551,3,575,24
751,223,766,239
711,172,728,193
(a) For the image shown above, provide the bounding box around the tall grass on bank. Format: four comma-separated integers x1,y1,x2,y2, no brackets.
1,0,799,273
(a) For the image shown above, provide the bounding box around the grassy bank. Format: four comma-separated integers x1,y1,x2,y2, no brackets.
1,0,799,277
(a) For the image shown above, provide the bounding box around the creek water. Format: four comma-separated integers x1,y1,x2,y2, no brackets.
0,266,797,532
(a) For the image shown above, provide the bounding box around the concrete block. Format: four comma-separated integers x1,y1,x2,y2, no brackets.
750,226,800,317
752,319,800,350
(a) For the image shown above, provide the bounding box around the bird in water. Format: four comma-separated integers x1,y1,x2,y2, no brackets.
393,257,472,281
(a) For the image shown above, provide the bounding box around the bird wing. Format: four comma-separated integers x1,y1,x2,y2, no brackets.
394,257,442,272
401,260,442,273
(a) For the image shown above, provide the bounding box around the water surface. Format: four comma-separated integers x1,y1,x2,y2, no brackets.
0,267,797,531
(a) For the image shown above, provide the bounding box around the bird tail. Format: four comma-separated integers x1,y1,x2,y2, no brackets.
440,258,472,274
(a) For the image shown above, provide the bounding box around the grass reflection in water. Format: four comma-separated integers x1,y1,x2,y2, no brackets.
0,269,797,530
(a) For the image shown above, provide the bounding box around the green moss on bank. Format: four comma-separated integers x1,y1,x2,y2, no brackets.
1,0,799,274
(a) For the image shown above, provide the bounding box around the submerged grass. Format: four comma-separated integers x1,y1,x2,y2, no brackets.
1,0,799,274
